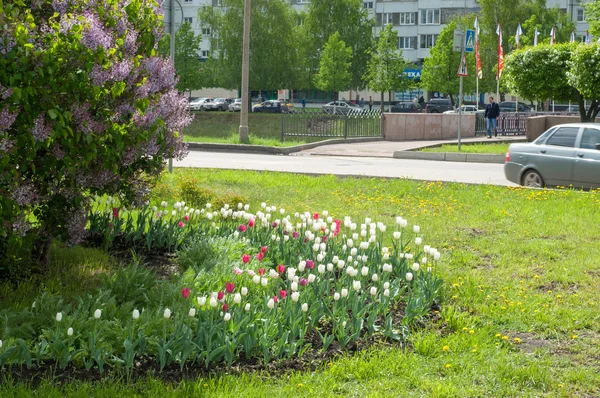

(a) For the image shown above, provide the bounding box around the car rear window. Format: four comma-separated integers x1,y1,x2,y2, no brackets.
580,128,600,150
546,127,579,148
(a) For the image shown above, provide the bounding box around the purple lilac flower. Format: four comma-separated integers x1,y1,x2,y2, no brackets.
123,30,139,56
52,0,70,15
13,217,32,237
81,12,113,51
0,84,13,100
0,36,16,56
12,183,38,206
31,114,52,142
0,108,18,132
0,138,14,152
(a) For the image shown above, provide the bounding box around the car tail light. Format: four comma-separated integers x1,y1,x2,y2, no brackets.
505,149,510,162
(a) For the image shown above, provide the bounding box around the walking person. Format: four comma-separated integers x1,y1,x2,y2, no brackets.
301,97,306,110
369,96,373,111
484,96,500,138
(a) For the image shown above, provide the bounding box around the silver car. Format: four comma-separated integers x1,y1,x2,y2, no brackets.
321,101,364,115
504,123,600,189
228,98,242,112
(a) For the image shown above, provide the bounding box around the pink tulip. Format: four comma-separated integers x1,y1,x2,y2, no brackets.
261,246,268,253
242,254,250,264
217,291,224,301
248,219,255,227
279,290,287,299
225,282,235,294
256,252,264,261
299,278,308,287
178,221,185,228
306,260,314,269
234,267,243,275
313,213,319,220
184,214,189,221
181,288,190,299
277,264,285,274
292,231,299,239
239,224,246,232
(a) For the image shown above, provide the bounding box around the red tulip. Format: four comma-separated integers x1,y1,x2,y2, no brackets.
279,290,287,299
306,260,314,269
223,303,229,312
261,246,268,253
256,252,264,261
313,213,319,220
257,268,266,276
242,254,250,264
225,282,235,294
112,207,119,218
277,264,285,274
181,288,190,299
178,221,185,228
184,215,190,221
273,296,278,303
239,224,246,232
217,291,224,301
248,219,255,227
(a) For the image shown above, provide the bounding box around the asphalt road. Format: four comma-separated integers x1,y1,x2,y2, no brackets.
175,151,516,186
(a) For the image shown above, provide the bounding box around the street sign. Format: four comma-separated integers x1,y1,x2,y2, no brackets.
465,29,476,53
453,29,464,52
457,53,468,77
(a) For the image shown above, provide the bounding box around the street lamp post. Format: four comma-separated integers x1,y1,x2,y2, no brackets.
167,0,183,172
239,0,251,143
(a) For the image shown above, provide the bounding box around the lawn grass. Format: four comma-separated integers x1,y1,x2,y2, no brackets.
3,170,600,397
183,112,319,147
421,143,510,154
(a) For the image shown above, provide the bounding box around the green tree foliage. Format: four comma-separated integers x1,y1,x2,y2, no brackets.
364,24,411,112
198,0,299,92
300,0,374,90
585,0,600,37
313,32,352,98
504,43,599,122
0,0,191,260
420,19,476,105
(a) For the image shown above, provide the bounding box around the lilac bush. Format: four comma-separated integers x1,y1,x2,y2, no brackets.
0,0,192,255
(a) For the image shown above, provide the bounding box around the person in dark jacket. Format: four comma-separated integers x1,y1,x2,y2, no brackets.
484,96,500,138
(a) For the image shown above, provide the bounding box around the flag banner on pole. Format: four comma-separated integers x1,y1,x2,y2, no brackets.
516,24,523,48
550,26,555,45
586,30,591,44
496,23,504,80
570,30,575,43
534,27,539,46
475,17,482,79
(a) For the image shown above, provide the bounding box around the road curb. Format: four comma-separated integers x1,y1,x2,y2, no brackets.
186,137,384,155
393,151,505,164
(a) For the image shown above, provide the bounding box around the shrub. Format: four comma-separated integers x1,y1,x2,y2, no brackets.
0,0,192,262
178,176,214,208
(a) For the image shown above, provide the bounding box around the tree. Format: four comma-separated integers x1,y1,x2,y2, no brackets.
159,23,204,97
420,18,476,106
585,0,600,37
313,32,352,108
300,0,374,90
0,0,191,262
504,43,599,122
198,0,300,93
364,24,411,112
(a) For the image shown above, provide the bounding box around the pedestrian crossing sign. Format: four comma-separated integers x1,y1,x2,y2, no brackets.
457,53,468,77
465,29,475,53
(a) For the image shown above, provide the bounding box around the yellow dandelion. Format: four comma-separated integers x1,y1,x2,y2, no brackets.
513,337,521,344
445,364,452,369
297,383,303,388
571,335,577,339
469,329,475,334
442,345,450,352
502,335,509,341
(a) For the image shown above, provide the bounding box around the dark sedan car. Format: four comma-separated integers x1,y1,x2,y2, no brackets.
504,123,600,189
391,102,423,113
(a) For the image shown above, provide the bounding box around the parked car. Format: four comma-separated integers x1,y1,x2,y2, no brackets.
228,98,242,112
504,123,600,189
252,100,293,113
443,105,483,114
391,102,423,113
425,98,453,113
498,101,531,113
204,98,232,111
199,98,215,111
321,101,364,114
188,97,211,111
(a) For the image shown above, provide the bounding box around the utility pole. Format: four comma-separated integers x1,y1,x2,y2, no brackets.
168,0,176,173
239,0,251,143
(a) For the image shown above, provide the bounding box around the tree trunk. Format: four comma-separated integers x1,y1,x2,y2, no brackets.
380,91,384,113
388,91,392,113
33,236,53,267
449,94,455,107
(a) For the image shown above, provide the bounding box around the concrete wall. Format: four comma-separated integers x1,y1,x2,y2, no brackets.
383,113,476,141
526,115,581,141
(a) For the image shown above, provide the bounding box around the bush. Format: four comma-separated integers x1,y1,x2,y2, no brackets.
178,176,214,208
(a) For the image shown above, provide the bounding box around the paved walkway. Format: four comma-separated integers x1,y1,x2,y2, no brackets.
294,135,526,158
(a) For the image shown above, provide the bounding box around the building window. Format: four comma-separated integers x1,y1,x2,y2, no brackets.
382,13,394,25
184,0,192,3
420,34,438,49
184,17,193,24
400,12,416,25
420,9,440,25
363,1,373,9
201,50,209,58
202,28,211,35
577,9,585,22
399,37,416,49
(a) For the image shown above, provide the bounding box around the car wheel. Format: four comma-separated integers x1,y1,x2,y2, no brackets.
522,170,544,188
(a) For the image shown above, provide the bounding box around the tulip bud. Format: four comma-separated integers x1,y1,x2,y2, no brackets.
412,263,420,272
361,266,369,276
234,293,242,304
197,296,207,306
224,312,231,321
384,289,390,297
327,263,334,271
353,280,361,291
291,282,298,291
406,272,414,282
245,303,251,312
383,282,390,290
94,309,102,319
291,292,300,302
132,309,140,319
267,299,275,309
415,237,422,246
210,297,218,307
393,231,401,240
301,303,308,312
372,274,378,282
67,327,73,337
341,288,348,297
318,264,326,274
370,286,377,296
334,292,341,301
56,312,63,322
188,308,196,317
163,308,172,319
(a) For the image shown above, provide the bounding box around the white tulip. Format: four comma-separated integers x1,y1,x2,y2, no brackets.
383,253,389,260
379,224,387,233
372,274,379,282
318,264,326,274
369,236,377,243
346,266,355,276
132,309,140,319
317,253,324,262
350,223,357,230
350,248,357,256
384,282,390,289
224,312,231,321
301,303,308,312
56,312,63,322
384,289,390,297
369,229,376,236
94,309,102,319
245,303,251,312
291,282,298,291
244,204,250,211
393,231,401,240
327,263,334,271
233,293,242,304
361,266,369,276
434,251,441,261
161,201,168,208
291,292,300,302
267,299,275,309
163,308,172,319
413,225,420,233
421,257,428,264
241,287,248,296
298,261,306,272
347,255,353,263
284,235,289,242
424,245,431,254
188,308,196,317
253,275,261,284
347,239,354,248
415,237,422,246
370,286,377,296
334,293,341,301
233,231,240,238
428,267,433,273
382,263,393,273
341,288,349,298
210,297,218,307
353,280,361,291
269,269,278,279
261,277,268,287
307,274,316,283
332,256,339,264
360,230,367,237
352,233,359,240
406,272,414,282
412,263,420,272
67,327,73,336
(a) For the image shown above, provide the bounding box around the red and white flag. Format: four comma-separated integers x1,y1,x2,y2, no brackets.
534,27,540,46
585,30,591,44
550,26,556,45
475,17,482,79
516,24,523,48
496,23,504,80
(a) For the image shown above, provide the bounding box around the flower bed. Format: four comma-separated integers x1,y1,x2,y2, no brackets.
0,200,443,376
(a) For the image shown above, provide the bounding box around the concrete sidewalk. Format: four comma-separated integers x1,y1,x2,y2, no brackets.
293,135,527,158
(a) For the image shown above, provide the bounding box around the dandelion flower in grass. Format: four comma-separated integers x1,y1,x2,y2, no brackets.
442,345,450,352
224,313,231,322
301,303,309,312
67,328,73,337
406,272,414,282
445,364,452,369
163,308,172,319
513,337,521,344
56,312,63,322
267,299,275,309
132,309,140,319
